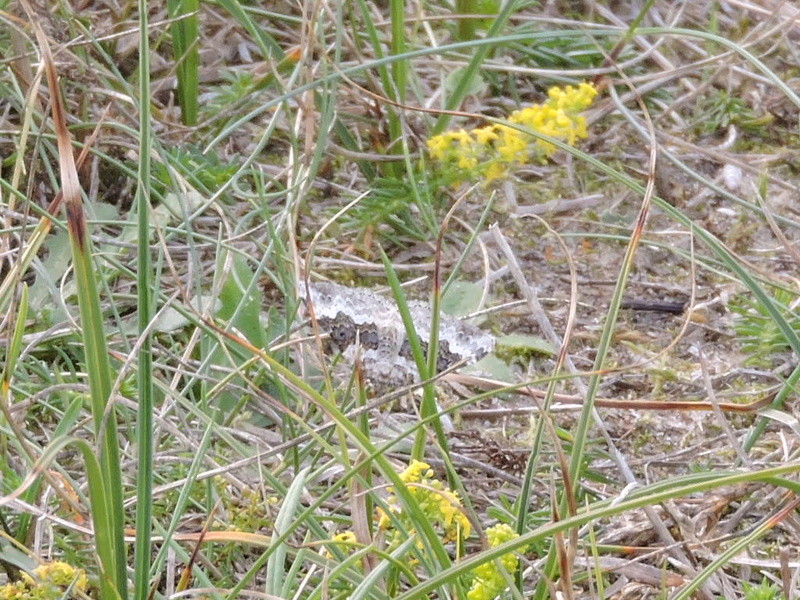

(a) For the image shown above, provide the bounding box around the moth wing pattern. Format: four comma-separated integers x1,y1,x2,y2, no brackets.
298,281,494,388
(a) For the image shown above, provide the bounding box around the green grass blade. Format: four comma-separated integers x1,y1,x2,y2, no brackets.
133,1,156,599
265,468,308,596
75,439,123,600
1,284,27,394
378,249,445,461
68,158,127,600
34,23,127,599
215,338,455,579
168,0,200,125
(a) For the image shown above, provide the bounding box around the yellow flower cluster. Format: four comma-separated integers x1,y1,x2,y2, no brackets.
0,562,88,600
467,524,527,600
427,82,597,183
380,460,471,544
325,530,358,559
326,460,470,572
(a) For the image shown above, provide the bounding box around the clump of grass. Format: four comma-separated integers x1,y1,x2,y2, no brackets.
742,578,785,600
339,177,439,248
4,2,800,600
154,144,241,197
342,82,597,245
693,88,774,136
730,287,800,366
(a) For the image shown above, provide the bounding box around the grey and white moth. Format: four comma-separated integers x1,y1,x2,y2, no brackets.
298,281,494,388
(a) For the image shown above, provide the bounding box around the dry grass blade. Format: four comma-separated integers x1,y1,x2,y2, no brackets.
448,373,777,413
31,31,82,246
25,12,127,600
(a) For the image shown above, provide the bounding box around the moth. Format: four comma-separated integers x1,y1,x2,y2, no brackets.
298,281,494,388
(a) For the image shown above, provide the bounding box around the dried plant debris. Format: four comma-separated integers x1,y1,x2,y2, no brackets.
299,281,494,388
450,431,529,475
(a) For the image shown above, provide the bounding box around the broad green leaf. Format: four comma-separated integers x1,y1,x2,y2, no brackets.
496,333,554,356
441,280,487,319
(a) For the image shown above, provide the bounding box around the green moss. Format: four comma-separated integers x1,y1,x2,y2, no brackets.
0,563,88,600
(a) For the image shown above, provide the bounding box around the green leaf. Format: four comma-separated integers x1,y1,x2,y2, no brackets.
444,67,486,97
467,352,515,381
0,536,37,573
441,280,487,319
217,255,268,350
149,295,220,334
495,333,554,357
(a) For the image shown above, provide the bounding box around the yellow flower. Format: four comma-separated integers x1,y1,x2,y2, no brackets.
426,134,451,160
332,530,357,545
483,161,508,182
426,130,472,160
494,126,527,162
383,460,471,547
325,530,358,559
426,130,480,175
548,82,597,112
467,524,527,600
472,126,499,145
376,507,391,530
29,562,88,592
425,81,597,184
0,581,27,600
485,523,519,547
2,561,89,600
399,459,432,483
457,153,478,170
